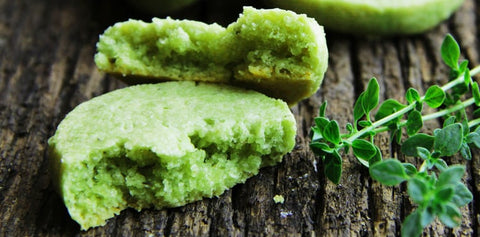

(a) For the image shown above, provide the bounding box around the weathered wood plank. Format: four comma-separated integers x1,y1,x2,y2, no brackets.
0,0,479,236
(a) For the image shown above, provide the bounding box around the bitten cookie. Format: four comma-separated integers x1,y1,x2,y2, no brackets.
48,81,296,230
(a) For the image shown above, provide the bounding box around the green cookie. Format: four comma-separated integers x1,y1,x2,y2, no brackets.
48,81,296,230
95,7,329,106
266,0,465,35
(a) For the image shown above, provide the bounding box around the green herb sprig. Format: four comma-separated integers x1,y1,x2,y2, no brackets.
310,34,478,236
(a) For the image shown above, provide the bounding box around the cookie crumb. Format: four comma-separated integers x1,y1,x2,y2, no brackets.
273,194,285,204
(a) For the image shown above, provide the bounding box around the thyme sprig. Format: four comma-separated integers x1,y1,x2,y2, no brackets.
310,34,478,236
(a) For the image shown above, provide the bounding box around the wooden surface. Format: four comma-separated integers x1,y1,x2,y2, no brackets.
1,0,479,236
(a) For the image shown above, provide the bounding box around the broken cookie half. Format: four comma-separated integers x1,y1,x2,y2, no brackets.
48,81,296,230
94,7,328,106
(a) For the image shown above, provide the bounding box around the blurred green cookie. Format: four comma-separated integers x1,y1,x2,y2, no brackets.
266,0,465,35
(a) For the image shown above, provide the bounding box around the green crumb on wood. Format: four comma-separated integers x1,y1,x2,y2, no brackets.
273,194,285,204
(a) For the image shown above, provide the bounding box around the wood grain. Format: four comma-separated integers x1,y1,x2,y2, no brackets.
0,0,479,236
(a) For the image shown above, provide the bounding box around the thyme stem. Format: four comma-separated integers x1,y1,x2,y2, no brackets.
346,65,480,144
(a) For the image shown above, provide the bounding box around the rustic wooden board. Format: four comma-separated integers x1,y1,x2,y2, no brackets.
0,0,479,236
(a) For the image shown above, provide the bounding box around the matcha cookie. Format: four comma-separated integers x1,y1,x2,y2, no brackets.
95,7,328,106
48,81,296,230
266,0,464,35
